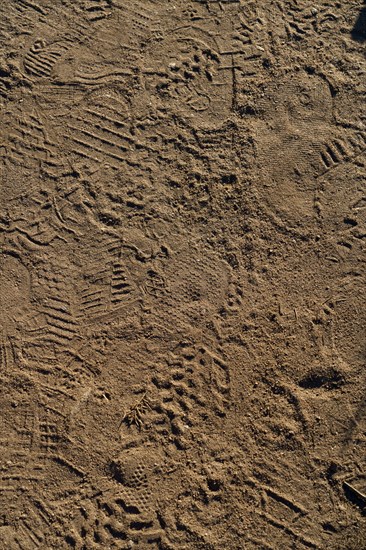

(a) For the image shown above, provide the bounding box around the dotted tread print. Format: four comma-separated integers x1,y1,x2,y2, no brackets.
64,445,170,548
122,0,157,45
110,448,158,514
146,244,230,335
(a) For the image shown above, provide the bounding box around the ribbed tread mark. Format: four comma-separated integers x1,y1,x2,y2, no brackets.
0,81,8,97
356,131,366,145
24,50,63,79
9,134,51,156
79,289,106,318
46,319,76,337
78,239,131,319
66,122,130,152
325,143,342,163
43,309,77,326
11,123,47,144
22,521,43,546
39,382,77,401
76,113,132,144
18,506,47,548
45,327,75,344
84,108,129,130
8,4,28,18
111,262,133,303
18,0,49,16
65,134,127,166
32,498,55,527
42,296,74,315
18,116,44,134
52,454,85,478
24,56,53,77
127,528,162,543
266,487,307,516
16,524,42,549
8,115,60,169
287,20,307,37
0,473,43,481
42,297,77,344
107,238,123,255
71,115,133,148
82,0,112,21
81,289,104,302
0,335,14,370
88,267,112,284
333,139,350,158
259,511,319,549
319,134,366,173
246,477,308,516
10,149,60,174
64,146,101,164
43,297,70,314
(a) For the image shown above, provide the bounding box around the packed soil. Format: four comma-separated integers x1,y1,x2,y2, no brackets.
0,1,365,549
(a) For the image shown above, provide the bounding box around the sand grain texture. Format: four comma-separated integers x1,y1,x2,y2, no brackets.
0,1,365,548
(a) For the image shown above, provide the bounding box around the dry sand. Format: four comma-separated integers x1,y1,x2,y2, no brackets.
0,1,365,548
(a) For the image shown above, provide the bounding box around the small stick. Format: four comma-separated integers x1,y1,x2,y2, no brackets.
120,392,150,430
343,481,366,504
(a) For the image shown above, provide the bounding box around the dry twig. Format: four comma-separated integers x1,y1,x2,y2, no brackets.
120,392,150,429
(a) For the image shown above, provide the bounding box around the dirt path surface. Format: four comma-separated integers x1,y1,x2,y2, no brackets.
0,1,365,549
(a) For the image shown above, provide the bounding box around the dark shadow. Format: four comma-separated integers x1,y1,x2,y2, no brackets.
351,1,366,42
343,481,366,513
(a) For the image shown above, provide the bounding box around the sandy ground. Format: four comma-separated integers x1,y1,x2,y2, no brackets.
0,1,365,548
